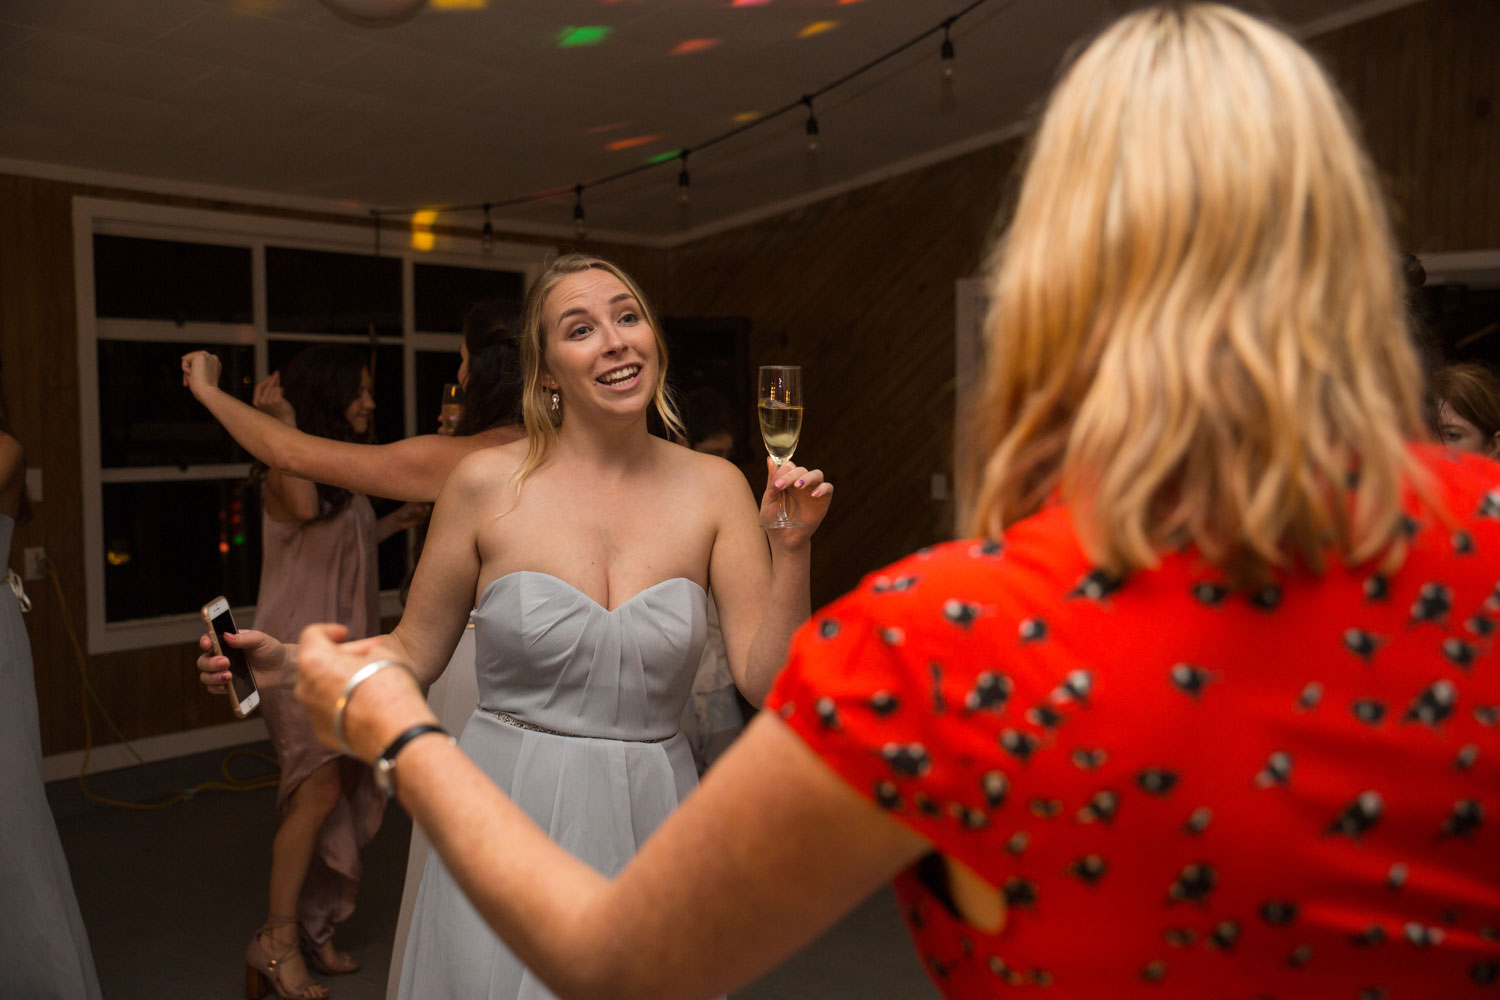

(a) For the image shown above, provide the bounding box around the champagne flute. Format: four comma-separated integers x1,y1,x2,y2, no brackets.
439,382,462,435
758,365,804,530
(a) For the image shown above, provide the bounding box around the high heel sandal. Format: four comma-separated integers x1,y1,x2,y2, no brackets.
245,918,330,1000
300,930,360,976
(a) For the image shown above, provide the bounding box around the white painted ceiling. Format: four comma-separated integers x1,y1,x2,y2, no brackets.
0,0,1401,243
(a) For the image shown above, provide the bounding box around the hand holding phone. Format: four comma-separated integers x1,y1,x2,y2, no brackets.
201,596,260,718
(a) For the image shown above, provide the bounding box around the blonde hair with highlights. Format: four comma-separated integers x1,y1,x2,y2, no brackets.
514,254,684,489
963,3,1430,584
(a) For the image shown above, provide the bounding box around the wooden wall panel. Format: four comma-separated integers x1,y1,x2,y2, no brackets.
2,0,1496,754
1311,0,1500,252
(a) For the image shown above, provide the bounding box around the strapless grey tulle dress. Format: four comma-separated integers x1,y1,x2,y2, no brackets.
397,571,710,999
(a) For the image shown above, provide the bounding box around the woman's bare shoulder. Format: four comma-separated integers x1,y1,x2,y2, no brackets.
447,436,527,492
655,438,755,498
0,433,23,483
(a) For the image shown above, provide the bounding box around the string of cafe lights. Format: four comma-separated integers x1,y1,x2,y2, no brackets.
370,0,995,241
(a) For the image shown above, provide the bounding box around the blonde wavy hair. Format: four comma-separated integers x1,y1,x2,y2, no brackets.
514,254,684,489
962,3,1430,585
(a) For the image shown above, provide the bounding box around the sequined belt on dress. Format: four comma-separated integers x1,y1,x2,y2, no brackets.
481,708,672,743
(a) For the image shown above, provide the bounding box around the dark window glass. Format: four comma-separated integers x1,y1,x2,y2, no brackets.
98,342,255,468
93,235,252,324
415,349,461,437
265,341,405,454
414,263,524,332
102,479,261,622
265,247,401,337
662,317,753,461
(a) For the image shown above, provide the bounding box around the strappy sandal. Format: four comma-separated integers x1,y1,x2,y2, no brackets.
245,917,330,1000
300,931,360,976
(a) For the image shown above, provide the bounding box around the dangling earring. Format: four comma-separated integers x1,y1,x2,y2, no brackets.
550,390,560,413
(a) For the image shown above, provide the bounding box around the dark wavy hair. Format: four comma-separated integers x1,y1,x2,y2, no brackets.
254,344,368,519
454,299,523,436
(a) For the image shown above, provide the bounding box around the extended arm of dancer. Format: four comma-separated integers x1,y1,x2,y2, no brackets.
181,349,500,502
712,457,833,705
296,623,928,1000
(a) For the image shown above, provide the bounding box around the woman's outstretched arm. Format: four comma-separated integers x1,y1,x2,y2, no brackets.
181,350,515,502
295,628,928,1000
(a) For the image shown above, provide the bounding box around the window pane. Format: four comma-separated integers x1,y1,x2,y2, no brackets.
415,349,461,436
413,262,524,332
266,246,401,337
98,342,255,468
103,480,261,622
93,235,253,324
265,341,406,472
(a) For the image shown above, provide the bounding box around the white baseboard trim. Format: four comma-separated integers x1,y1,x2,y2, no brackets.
42,718,269,783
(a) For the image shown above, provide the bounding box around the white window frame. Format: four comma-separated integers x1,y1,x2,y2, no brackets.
74,196,543,654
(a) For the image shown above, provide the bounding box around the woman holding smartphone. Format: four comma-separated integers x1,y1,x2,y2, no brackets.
199,253,833,1000
240,344,428,1000
0,371,102,999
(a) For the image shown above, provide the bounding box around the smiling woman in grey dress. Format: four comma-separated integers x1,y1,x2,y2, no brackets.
199,254,834,999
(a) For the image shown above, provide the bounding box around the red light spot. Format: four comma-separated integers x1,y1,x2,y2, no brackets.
670,38,721,56
605,134,663,151
219,541,231,554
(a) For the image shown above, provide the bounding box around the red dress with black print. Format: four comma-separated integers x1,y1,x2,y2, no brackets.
766,447,1500,998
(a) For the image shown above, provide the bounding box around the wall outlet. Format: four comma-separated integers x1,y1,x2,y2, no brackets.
23,547,47,581
25,467,42,503
930,473,949,501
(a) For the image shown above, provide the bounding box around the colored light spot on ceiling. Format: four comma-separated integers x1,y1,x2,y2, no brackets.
410,209,438,252
646,148,683,165
670,38,721,56
586,121,632,134
732,111,760,123
838,0,867,4
798,20,837,38
430,0,487,8
605,134,663,151
732,0,773,6
557,25,612,48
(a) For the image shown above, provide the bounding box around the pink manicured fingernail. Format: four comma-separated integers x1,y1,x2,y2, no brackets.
795,479,805,487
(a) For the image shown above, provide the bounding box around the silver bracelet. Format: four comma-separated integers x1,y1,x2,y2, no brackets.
333,659,412,758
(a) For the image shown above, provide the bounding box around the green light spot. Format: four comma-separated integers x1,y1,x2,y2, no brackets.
647,148,682,165
232,534,246,546
557,25,611,48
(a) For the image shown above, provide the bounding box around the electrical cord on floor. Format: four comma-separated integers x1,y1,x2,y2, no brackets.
42,560,281,810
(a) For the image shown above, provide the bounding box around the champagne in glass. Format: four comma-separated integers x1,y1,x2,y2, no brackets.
439,382,462,435
758,365,803,530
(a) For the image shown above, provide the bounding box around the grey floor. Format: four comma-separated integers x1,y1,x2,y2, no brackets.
48,741,941,999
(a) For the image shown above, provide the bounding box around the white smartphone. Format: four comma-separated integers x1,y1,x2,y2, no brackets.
201,596,259,718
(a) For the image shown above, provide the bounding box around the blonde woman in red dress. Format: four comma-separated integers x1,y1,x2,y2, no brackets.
285,5,1496,997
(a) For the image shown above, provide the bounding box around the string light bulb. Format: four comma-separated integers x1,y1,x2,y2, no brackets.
677,151,691,204
802,96,821,153
480,202,494,250
940,19,957,114
573,183,587,239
